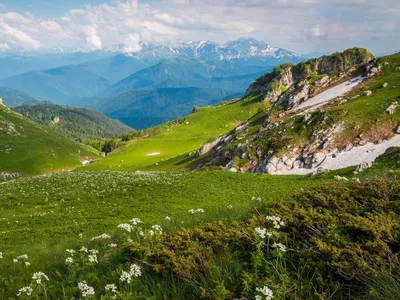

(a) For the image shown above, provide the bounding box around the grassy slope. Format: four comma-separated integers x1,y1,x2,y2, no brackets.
0,105,98,175
86,95,264,171
0,171,325,254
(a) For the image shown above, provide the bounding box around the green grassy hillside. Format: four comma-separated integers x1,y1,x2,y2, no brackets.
0,105,98,175
85,95,265,171
14,104,132,142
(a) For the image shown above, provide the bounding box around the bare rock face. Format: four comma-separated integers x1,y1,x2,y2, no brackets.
197,137,222,156
244,48,374,111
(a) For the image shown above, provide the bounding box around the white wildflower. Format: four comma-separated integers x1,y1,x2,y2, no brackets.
0,252,3,259
78,233,83,238
32,272,49,284
25,262,30,266
266,215,285,229
148,230,154,236
254,227,267,239
120,270,132,284
165,216,171,221
89,249,99,254
256,285,274,300
66,249,76,255
14,254,28,262
196,208,204,213
65,257,74,264
151,225,163,234
90,233,111,241
129,264,142,277
108,243,118,248
127,238,133,243
78,281,95,298
272,242,287,252
117,223,133,232
252,196,262,202
130,218,142,225
188,209,196,214
105,283,117,293
88,254,98,263
79,246,88,253
17,286,33,297
227,205,233,209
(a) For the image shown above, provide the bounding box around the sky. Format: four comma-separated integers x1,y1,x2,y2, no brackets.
0,0,399,55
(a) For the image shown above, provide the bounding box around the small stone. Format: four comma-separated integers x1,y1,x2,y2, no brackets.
386,102,398,115
395,125,400,134
229,167,237,173
362,90,372,96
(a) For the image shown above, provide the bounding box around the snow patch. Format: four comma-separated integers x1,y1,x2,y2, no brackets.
276,134,400,175
146,152,161,156
295,76,365,113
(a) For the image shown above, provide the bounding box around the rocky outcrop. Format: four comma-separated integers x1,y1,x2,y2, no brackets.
245,48,375,110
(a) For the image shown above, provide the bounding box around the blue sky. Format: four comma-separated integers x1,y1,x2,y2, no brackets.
0,0,399,54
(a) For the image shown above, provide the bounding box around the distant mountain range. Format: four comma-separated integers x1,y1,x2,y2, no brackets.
0,38,305,129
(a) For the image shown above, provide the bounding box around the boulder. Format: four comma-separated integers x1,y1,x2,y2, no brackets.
386,102,398,115
355,162,372,172
395,125,400,134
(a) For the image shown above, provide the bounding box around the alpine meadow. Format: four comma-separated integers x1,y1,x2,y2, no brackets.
0,1,400,299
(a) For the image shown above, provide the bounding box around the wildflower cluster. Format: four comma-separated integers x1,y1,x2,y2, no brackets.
17,286,33,297
117,223,133,232
254,227,271,239
130,218,142,225
266,215,285,229
105,283,117,299
188,208,205,214
272,242,287,252
13,254,28,263
90,233,111,241
255,285,274,300
78,281,95,298
120,263,142,284
32,272,49,284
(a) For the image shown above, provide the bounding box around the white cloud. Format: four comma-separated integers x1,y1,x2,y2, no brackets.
306,24,328,41
0,42,11,51
123,33,142,54
0,20,41,50
0,0,398,54
82,25,103,50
